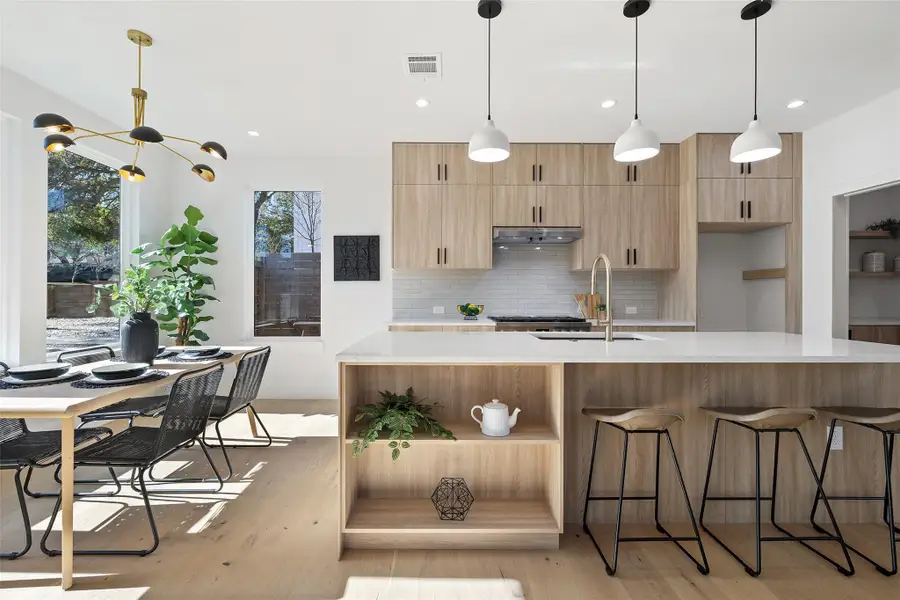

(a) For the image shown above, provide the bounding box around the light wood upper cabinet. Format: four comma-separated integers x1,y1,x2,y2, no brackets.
744,135,794,179
633,144,680,186
393,144,443,184
536,144,583,185
581,186,631,269
491,144,537,185
631,186,677,269
442,186,492,269
698,179,744,223
393,185,443,268
697,134,741,179
492,186,537,226
745,179,793,224
538,186,582,227
584,144,629,185
442,143,491,185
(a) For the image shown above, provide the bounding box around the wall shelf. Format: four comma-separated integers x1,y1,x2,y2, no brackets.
345,498,558,534
346,421,558,445
849,271,900,278
742,267,786,280
850,230,896,239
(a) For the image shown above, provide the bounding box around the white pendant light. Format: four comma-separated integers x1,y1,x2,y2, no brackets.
731,0,781,164
614,0,659,163
469,0,509,163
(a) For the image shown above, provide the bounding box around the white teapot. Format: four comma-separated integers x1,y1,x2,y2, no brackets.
471,399,521,437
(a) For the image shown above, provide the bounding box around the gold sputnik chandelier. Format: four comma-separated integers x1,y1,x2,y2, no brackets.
33,29,226,183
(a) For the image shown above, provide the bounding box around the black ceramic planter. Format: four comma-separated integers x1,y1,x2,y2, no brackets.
121,312,159,365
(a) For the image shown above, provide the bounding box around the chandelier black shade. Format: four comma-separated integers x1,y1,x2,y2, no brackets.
33,113,74,134
43,134,75,153
32,29,225,183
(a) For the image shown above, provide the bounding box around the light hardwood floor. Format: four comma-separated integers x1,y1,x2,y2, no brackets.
1,399,897,600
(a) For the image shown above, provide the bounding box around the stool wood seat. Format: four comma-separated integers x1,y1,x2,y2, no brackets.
581,407,683,431
700,406,816,430
812,406,900,428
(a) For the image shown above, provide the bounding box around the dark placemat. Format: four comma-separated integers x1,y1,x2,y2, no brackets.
0,372,89,390
70,370,169,389
167,351,234,363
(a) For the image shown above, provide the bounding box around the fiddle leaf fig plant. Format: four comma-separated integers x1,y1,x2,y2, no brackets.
142,205,219,346
352,387,456,461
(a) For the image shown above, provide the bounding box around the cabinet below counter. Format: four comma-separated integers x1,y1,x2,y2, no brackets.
849,323,900,345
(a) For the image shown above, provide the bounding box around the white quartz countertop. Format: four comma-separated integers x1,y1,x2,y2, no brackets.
388,318,694,328
850,318,900,326
338,331,900,364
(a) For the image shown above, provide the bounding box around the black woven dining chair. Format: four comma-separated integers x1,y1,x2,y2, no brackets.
57,345,115,366
0,379,113,560
39,363,224,557
196,346,272,480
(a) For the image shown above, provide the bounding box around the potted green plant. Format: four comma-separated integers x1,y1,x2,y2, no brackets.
142,205,219,346
866,218,900,239
352,387,456,461
88,261,160,364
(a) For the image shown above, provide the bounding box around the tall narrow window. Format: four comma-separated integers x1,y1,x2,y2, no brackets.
46,152,121,353
253,191,323,337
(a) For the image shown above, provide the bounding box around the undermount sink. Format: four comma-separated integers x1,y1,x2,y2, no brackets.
530,333,646,342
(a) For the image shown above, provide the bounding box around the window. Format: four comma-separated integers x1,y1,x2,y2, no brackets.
253,191,322,337
46,151,121,353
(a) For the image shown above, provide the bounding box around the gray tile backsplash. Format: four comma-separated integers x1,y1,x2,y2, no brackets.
393,246,659,319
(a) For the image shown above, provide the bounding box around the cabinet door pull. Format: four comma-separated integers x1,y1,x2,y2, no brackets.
747,162,751,175
740,200,744,219
444,164,448,181
627,248,631,265
633,248,638,265
437,164,441,181
532,206,536,223
740,163,744,175
444,247,447,264
626,165,631,182
539,206,543,223
437,247,441,265
532,165,536,182
633,164,638,182
539,165,543,182
748,201,752,220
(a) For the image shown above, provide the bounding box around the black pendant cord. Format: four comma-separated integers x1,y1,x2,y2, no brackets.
633,14,639,120
487,17,492,121
753,14,758,121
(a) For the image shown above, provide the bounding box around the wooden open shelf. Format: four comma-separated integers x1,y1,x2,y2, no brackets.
742,267,786,280
850,230,896,239
850,270,900,278
346,421,558,445
345,498,558,534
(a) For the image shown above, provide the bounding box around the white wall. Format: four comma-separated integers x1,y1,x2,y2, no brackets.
803,86,900,338
167,153,392,400
0,67,175,364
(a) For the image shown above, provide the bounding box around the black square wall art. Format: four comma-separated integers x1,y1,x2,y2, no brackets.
334,235,380,281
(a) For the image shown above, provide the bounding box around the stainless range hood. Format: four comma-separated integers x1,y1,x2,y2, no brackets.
492,227,582,245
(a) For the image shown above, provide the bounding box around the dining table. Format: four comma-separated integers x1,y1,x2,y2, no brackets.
0,346,263,590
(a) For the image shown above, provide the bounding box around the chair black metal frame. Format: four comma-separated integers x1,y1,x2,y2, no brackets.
699,418,855,577
39,363,224,557
56,345,115,366
582,420,710,576
0,417,112,559
154,346,272,482
810,418,898,576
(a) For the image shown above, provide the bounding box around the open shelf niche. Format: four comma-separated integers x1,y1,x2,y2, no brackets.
339,363,564,553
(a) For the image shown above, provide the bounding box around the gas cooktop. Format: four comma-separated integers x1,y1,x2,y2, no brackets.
488,316,587,323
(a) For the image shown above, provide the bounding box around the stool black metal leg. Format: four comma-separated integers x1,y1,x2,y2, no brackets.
1,467,32,559
582,426,629,576
810,419,837,529
582,422,600,530
698,418,721,526
654,432,662,530
656,430,710,575
885,433,899,536
880,431,897,576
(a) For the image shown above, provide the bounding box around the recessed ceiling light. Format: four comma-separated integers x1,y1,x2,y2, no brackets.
601,100,617,109
786,99,806,109
416,98,430,108
247,130,260,136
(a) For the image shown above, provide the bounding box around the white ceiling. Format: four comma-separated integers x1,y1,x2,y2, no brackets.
3,1,900,158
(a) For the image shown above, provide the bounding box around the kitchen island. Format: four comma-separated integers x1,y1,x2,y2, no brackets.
336,331,900,554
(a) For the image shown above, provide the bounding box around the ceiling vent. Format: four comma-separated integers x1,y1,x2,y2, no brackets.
404,54,442,79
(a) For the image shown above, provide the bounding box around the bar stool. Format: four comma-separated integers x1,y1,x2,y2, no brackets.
698,406,854,577
809,406,899,576
581,407,709,576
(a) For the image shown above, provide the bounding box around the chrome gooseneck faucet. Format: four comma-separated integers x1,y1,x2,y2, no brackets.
590,254,614,341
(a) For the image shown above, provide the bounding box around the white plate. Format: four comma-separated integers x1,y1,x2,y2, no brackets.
175,349,228,361
8,362,72,375
92,362,149,378
83,370,160,386
2,371,82,385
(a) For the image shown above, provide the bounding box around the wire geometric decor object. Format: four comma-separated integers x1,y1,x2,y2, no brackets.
334,235,380,282
431,477,475,521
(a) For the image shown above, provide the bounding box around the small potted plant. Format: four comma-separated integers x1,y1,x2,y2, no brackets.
866,218,900,239
88,260,160,364
352,387,456,461
596,304,608,322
